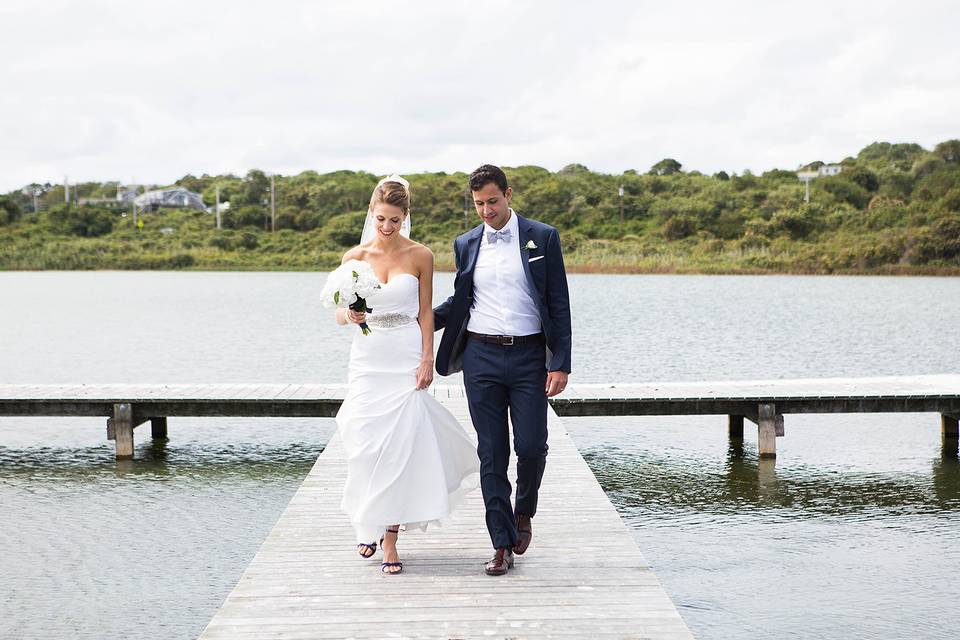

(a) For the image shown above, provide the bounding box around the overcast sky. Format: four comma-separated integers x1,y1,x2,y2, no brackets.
1,0,957,191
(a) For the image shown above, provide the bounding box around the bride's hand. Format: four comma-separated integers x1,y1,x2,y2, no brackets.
415,359,433,390
345,309,366,324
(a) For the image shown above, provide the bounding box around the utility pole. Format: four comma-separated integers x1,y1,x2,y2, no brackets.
270,174,276,233
463,188,470,230
215,185,221,229
618,184,625,234
797,171,817,204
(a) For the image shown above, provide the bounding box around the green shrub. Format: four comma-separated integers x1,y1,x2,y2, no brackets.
322,210,367,247
770,208,817,240
914,216,960,262
663,215,696,240
46,205,115,237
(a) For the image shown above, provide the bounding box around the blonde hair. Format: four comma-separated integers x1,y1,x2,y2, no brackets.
369,180,410,215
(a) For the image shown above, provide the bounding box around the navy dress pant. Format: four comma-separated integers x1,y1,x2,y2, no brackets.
462,337,549,550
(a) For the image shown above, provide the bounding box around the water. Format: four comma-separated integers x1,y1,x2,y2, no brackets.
1,272,958,639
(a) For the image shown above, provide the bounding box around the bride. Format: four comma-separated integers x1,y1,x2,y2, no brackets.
333,175,479,575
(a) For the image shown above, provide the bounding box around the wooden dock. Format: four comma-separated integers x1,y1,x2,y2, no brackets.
554,374,960,458
3,376,959,637
198,394,694,640
1,375,958,459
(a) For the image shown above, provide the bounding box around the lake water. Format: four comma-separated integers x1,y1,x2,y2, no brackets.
1,272,958,639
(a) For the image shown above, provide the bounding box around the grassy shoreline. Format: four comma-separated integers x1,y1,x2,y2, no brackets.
3,251,959,276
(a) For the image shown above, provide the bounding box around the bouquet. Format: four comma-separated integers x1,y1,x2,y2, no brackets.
321,260,382,335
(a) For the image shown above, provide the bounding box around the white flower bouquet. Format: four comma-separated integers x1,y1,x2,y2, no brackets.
321,259,382,335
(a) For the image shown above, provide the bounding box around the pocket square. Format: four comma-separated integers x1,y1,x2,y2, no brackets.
528,255,545,263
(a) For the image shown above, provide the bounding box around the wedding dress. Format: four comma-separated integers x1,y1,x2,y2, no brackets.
336,273,479,544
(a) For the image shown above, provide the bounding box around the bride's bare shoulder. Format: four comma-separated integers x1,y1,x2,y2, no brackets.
341,245,368,264
407,242,434,273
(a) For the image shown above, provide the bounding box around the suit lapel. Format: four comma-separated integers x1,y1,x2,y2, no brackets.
516,214,539,296
463,225,484,275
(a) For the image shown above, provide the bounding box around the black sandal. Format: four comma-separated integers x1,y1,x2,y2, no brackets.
356,541,377,558
380,528,403,575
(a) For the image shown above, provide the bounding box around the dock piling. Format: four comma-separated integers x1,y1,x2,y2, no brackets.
150,417,168,439
728,414,744,440
113,403,134,460
758,403,777,458
942,413,959,457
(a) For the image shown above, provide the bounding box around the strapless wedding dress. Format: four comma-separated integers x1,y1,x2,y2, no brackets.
335,273,479,544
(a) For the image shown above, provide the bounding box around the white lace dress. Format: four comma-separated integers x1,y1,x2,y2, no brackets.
335,273,479,544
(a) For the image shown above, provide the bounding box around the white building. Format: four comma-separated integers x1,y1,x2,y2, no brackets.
796,164,843,202
797,164,842,180
134,187,207,212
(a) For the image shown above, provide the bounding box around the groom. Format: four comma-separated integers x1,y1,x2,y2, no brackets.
434,164,572,576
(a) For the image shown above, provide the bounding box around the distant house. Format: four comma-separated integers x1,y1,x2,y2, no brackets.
796,164,843,203
134,187,207,212
116,185,139,203
797,164,842,181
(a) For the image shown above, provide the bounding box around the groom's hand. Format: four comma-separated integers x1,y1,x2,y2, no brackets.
545,371,568,397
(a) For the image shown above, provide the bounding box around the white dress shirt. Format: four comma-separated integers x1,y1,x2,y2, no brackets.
467,209,542,336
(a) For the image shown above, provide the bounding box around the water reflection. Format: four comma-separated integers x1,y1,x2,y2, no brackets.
0,435,325,640
584,444,960,519
0,440,323,483
932,455,960,502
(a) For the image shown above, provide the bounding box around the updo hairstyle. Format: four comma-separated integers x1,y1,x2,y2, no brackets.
369,181,410,215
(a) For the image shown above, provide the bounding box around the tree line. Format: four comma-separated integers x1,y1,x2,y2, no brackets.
1,140,958,273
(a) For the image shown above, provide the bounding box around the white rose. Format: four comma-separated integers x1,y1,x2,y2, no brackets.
337,287,358,307
320,272,344,308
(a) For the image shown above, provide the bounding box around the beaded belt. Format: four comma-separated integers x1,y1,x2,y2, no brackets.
366,313,417,328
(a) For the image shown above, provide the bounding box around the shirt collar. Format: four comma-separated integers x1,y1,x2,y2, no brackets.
482,208,518,244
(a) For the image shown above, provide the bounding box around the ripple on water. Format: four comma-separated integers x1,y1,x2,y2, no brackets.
573,417,960,640
0,421,329,640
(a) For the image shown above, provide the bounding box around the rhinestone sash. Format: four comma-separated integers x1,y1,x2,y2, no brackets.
366,313,417,329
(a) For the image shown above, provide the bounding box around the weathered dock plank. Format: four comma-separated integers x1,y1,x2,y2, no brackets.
198,396,694,640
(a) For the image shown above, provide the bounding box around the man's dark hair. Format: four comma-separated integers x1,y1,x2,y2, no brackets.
469,164,509,194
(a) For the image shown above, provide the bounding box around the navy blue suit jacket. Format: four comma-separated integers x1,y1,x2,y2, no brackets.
433,213,572,376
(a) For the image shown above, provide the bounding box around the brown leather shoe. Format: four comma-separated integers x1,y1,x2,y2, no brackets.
514,514,532,555
484,548,514,576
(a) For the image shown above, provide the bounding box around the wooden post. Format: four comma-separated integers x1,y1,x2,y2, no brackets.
728,415,744,440
151,417,168,439
758,403,777,458
113,403,134,460
943,414,959,458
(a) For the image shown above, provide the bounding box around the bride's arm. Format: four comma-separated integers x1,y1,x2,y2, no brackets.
415,248,435,389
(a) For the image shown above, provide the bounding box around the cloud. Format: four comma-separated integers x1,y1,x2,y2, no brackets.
0,0,957,191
